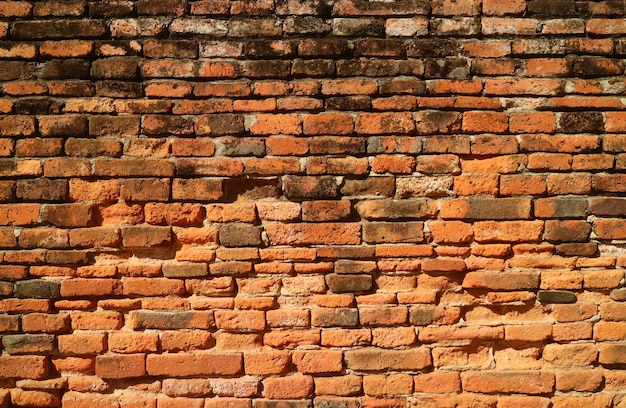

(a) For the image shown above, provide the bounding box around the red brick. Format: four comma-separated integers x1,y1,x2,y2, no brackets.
71,311,123,330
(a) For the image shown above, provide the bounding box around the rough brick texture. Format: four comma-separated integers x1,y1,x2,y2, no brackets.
1,0,626,407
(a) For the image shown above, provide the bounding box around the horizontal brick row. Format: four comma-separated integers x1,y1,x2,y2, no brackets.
6,112,626,133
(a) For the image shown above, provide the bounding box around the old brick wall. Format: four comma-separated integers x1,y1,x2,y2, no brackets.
1,0,626,406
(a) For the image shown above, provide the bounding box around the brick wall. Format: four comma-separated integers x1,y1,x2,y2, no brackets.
1,0,626,407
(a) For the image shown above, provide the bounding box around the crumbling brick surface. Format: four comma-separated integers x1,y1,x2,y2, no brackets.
1,0,626,406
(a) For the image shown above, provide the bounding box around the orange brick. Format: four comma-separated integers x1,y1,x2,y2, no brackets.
146,353,242,377
461,371,554,394
462,111,509,133
509,112,557,133
414,372,461,393
292,350,343,374
248,114,302,135
363,374,413,397
525,58,570,77
263,374,313,399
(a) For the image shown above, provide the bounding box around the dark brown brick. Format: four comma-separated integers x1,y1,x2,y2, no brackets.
2,334,55,355
312,307,360,327
39,115,88,137
588,197,626,217
37,60,90,80
527,0,577,16
425,58,470,79
137,0,185,15
292,59,336,77
363,221,424,244
142,114,195,136
64,138,122,157
196,114,245,136
219,225,263,247
42,204,94,227
571,57,624,78
326,274,372,294
16,179,67,201
121,226,172,247
555,243,598,257
89,115,141,136
332,18,385,37
356,199,437,220
242,60,291,78
283,176,339,199
0,61,35,81
120,178,170,201
15,280,61,299
407,39,462,58
544,220,592,243
144,40,199,58
558,112,604,133
91,57,140,79
132,310,214,330
298,38,349,57
12,20,107,39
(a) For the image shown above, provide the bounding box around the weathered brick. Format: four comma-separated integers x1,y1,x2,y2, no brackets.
13,20,106,40
356,199,437,220
544,220,592,243
95,354,145,379
345,348,432,371
0,356,49,379
15,280,61,299
131,310,213,330
2,334,55,355
462,371,554,394
121,226,171,247
441,198,532,220
146,353,242,377
363,221,424,244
